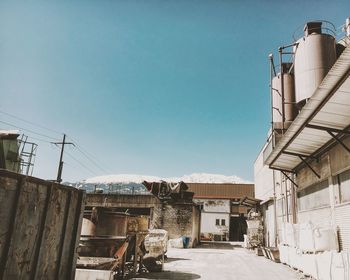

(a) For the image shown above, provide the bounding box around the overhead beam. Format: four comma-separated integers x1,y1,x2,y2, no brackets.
294,124,350,172
327,131,350,154
298,156,321,178
269,166,296,174
269,66,350,167
306,124,350,135
280,170,299,188
282,150,314,159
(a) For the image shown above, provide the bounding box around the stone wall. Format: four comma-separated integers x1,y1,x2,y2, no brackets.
151,201,200,248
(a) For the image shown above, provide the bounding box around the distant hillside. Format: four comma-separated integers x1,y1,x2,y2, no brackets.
84,173,252,184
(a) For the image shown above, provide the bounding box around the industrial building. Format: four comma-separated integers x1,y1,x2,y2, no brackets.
255,18,350,278
83,181,201,248
187,183,255,241
82,181,255,244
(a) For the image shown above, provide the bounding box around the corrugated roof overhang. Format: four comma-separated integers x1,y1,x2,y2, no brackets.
265,45,350,172
260,197,274,205
239,196,261,207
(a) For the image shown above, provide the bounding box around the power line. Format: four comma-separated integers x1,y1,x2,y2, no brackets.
0,114,108,178
0,130,52,144
0,112,110,175
75,146,109,173
67,136,113,174
0,109,62,135
0,120,60,141
64,150,99,176
51,144,97,177
64,161,95,178
24,135,53,144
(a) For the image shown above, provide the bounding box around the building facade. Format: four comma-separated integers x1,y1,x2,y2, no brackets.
195,198,230,241
187,183,255,241
255,18,350,278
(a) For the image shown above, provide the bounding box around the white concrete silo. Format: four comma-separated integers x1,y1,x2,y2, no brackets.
293,22,336,108
272,63,296,130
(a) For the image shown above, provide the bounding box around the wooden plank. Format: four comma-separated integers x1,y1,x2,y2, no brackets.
34,184,68,279
68,191,85,280
2,179,50,280
30,183,52,280
0,170,85,280
57,190,81,279
0,176,21,279
55,190,72,279
0,176,19,259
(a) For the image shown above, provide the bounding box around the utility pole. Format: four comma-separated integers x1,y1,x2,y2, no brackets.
53,134,74,183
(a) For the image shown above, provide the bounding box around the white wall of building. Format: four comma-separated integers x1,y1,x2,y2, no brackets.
195,199,230,213
194,199,230,236
200,212,230,234
254,144,275,201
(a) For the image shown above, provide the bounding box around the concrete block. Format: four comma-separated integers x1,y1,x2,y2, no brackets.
75,269,114,280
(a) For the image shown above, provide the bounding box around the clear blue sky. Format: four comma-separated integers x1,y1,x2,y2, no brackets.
0,1,349,182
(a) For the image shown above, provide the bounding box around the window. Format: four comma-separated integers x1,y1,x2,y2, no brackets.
221,219,226,226
338,169,350,203
215,219,220,226
297,180,329,211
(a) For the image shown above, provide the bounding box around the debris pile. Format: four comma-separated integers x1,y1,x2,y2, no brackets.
76,207,149,279
244,208,263,249
143,229,168,272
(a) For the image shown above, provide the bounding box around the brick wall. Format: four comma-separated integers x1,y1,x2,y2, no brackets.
150,201,200,247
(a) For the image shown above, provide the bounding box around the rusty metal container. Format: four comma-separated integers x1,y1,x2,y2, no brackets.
0,169,85,280
127,215,149,233
94,211,128,236
78,209,129,258
81,218,97,236
78,236,127,258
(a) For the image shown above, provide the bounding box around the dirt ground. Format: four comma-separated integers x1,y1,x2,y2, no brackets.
129,242,301,280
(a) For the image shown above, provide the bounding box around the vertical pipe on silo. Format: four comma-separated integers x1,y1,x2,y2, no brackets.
279,48,285,134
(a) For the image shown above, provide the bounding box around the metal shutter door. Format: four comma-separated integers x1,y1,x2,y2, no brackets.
335,204,350,251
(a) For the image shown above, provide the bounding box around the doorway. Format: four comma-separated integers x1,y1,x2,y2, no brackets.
229,215,247,241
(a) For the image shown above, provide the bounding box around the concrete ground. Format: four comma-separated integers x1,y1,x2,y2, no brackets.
129,242,301,280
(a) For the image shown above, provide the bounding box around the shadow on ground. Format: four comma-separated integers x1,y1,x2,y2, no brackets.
127,271,201,280
195,241,238,250
165,257,190,263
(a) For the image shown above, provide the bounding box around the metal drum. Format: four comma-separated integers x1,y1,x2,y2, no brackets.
81,218,96,236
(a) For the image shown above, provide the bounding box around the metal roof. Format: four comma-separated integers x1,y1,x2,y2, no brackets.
265,45,350,172
239,196,262,207
186,183,255,199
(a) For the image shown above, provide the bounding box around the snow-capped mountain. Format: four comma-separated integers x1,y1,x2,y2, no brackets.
85,174,162,184
167,173,251,184
84,173,251,184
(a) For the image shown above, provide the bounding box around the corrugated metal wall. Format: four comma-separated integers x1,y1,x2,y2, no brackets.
335,204,350,251
0,170,85,280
